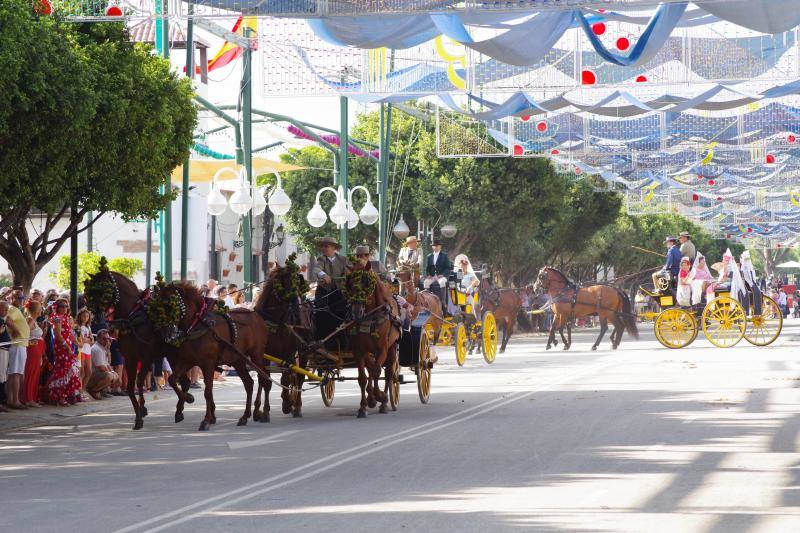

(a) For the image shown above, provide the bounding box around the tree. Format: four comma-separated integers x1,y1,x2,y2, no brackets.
51,252,142,290
0,3,196,290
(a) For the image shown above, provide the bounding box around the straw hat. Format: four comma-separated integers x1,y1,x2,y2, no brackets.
354,245,370,256
316,236,340,248
405,235,418,244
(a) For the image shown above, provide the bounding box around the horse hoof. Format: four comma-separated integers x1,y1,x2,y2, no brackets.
133,420,143,430
591,345,597,351
199,421,210,431
357,410,367,419
210,416,217,425
185,393,195,404
175,413,184,424
367,398,377,409
379,404,388,414
500,348,506,354
281,402,292,415
563,345,569,351
253,409,261,420
292,411,303,419
141,406,148,417
259,413,270,423
237,418,248,427
546,345,552,350
612,344,619,350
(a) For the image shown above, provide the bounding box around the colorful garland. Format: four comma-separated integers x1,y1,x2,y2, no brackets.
84,256,119,313
274,253,310,301
146,273,186,342
343,269,377,305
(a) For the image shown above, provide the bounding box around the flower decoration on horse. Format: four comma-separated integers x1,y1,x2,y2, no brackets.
146,272,186,346
84,256,119,315
343,265,377,306
274,253,310,302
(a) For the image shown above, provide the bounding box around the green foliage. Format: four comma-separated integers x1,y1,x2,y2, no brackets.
0,275,12,289
0,0,196,290
52,252,142,290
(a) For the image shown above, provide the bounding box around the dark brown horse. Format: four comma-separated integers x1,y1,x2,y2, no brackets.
477,277,523,353
252,263,312,422
343,263,401,418
84,269,194,430
532,267,638,351
150,282,269,430
395,267,443,340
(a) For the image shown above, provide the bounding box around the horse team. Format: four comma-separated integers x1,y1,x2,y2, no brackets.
86,261,637,432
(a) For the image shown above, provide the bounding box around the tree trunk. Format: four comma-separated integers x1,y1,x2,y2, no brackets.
5,253,36,293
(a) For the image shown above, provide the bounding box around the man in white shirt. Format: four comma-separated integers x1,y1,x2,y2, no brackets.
397,236,423,284
86,330,121,400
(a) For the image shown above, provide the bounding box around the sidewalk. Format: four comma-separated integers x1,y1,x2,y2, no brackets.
0,392,156,432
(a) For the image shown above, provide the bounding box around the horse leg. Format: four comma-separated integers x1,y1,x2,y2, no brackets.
135,364,149,418
235,362,254,426
292,372,305,418
125,358,143,430
280,367,293,415
557,316,569,350
380,344,397,414
611,314,624,349
198,364,216,431
592,317,608,351
252,376,263,422
500,318,513,353
546,317,557,350
371,350,387,413
168,369,186,424
260,371,272,422
357,356,368,418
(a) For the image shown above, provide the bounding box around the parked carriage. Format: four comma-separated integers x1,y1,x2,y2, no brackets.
639,275,782,349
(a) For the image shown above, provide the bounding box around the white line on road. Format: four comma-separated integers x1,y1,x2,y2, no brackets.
115,357,619,533
227,430,302,450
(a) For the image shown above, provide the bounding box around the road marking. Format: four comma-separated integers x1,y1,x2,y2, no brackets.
227,430,302,450
115,358,617,533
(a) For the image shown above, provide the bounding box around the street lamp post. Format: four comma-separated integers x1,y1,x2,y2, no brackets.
307,185,379,232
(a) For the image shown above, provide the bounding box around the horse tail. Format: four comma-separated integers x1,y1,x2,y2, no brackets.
617,289,639,339
516,308,532,332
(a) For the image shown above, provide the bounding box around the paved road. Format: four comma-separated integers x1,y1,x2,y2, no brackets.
2,323,800,532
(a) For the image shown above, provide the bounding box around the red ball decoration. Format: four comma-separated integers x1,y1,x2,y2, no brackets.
574,167,583,175
635,75,648,83
788,134,796,143
692,194,699,202
581,69,597,85
716,196,723,202
766,153,776,164
747,227,753,233
616,37,631,51
592,23,607,36
777,243,783,248
550,149,560,155
105,4,123,16
708,179,715,186
536,121,548,132
513,145,524,156
726,234,732,239
520,115,531,122
34,0,52,15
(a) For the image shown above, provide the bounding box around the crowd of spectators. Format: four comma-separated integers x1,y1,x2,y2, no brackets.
0,286,128,414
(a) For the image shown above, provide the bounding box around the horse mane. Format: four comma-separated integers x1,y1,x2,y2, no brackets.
170,281,204,305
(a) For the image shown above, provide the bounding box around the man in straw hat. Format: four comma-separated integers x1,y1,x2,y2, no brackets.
397,235,423,285
313,236,347,287
651,236,682,290
679,231,696,263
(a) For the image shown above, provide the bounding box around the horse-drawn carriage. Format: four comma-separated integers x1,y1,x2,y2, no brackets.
638,275,782,349
444,272,499,366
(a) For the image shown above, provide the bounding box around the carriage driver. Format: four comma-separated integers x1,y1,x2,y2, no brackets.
397,236,424,286
651,236,682,290
313,236,348,287
353,245,388,279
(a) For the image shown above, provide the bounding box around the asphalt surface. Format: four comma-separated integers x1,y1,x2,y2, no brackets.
2,323,800,533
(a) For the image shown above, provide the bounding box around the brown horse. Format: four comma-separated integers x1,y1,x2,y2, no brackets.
150,283,269,431
395,267,443,340
343,263,401,418
532,267,638,351
477,277,523,353
252,264,312,422
84,269,194,430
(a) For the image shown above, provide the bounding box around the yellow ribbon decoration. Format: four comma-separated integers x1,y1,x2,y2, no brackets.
700,142,718,166
790,190,800,208
435,35,467,91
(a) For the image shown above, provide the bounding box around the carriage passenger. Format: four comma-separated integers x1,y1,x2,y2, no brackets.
354,245,388,279
652,236,682,290
688,252,713,305
676,257,692,306
454,254,480,318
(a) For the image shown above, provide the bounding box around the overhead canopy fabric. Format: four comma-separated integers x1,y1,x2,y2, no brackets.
170,158,306,183
775,260,800,268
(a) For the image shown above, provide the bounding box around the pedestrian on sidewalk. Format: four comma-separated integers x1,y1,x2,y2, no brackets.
1,299,30,409
86,330,120,400
46,299,81,406
21,301,45,407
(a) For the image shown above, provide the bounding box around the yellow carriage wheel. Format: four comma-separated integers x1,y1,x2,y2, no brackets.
320,371,336,407
416,330,432,404
654,308,698,349
455,324,468,366
388,356,400,411
438,322,454,346
702,296,746,348
482,312,498,364
744,296,782,346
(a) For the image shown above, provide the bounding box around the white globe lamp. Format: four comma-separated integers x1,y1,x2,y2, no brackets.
307,202,327,228
251,186,267,216
206,184,228,216
393,215,410,239
359,200,379,225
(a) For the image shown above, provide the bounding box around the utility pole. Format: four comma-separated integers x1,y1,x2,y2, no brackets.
156,0,172,281
378,103,392,263
180,8,194,281
339,95,349,252
242,26,253,296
